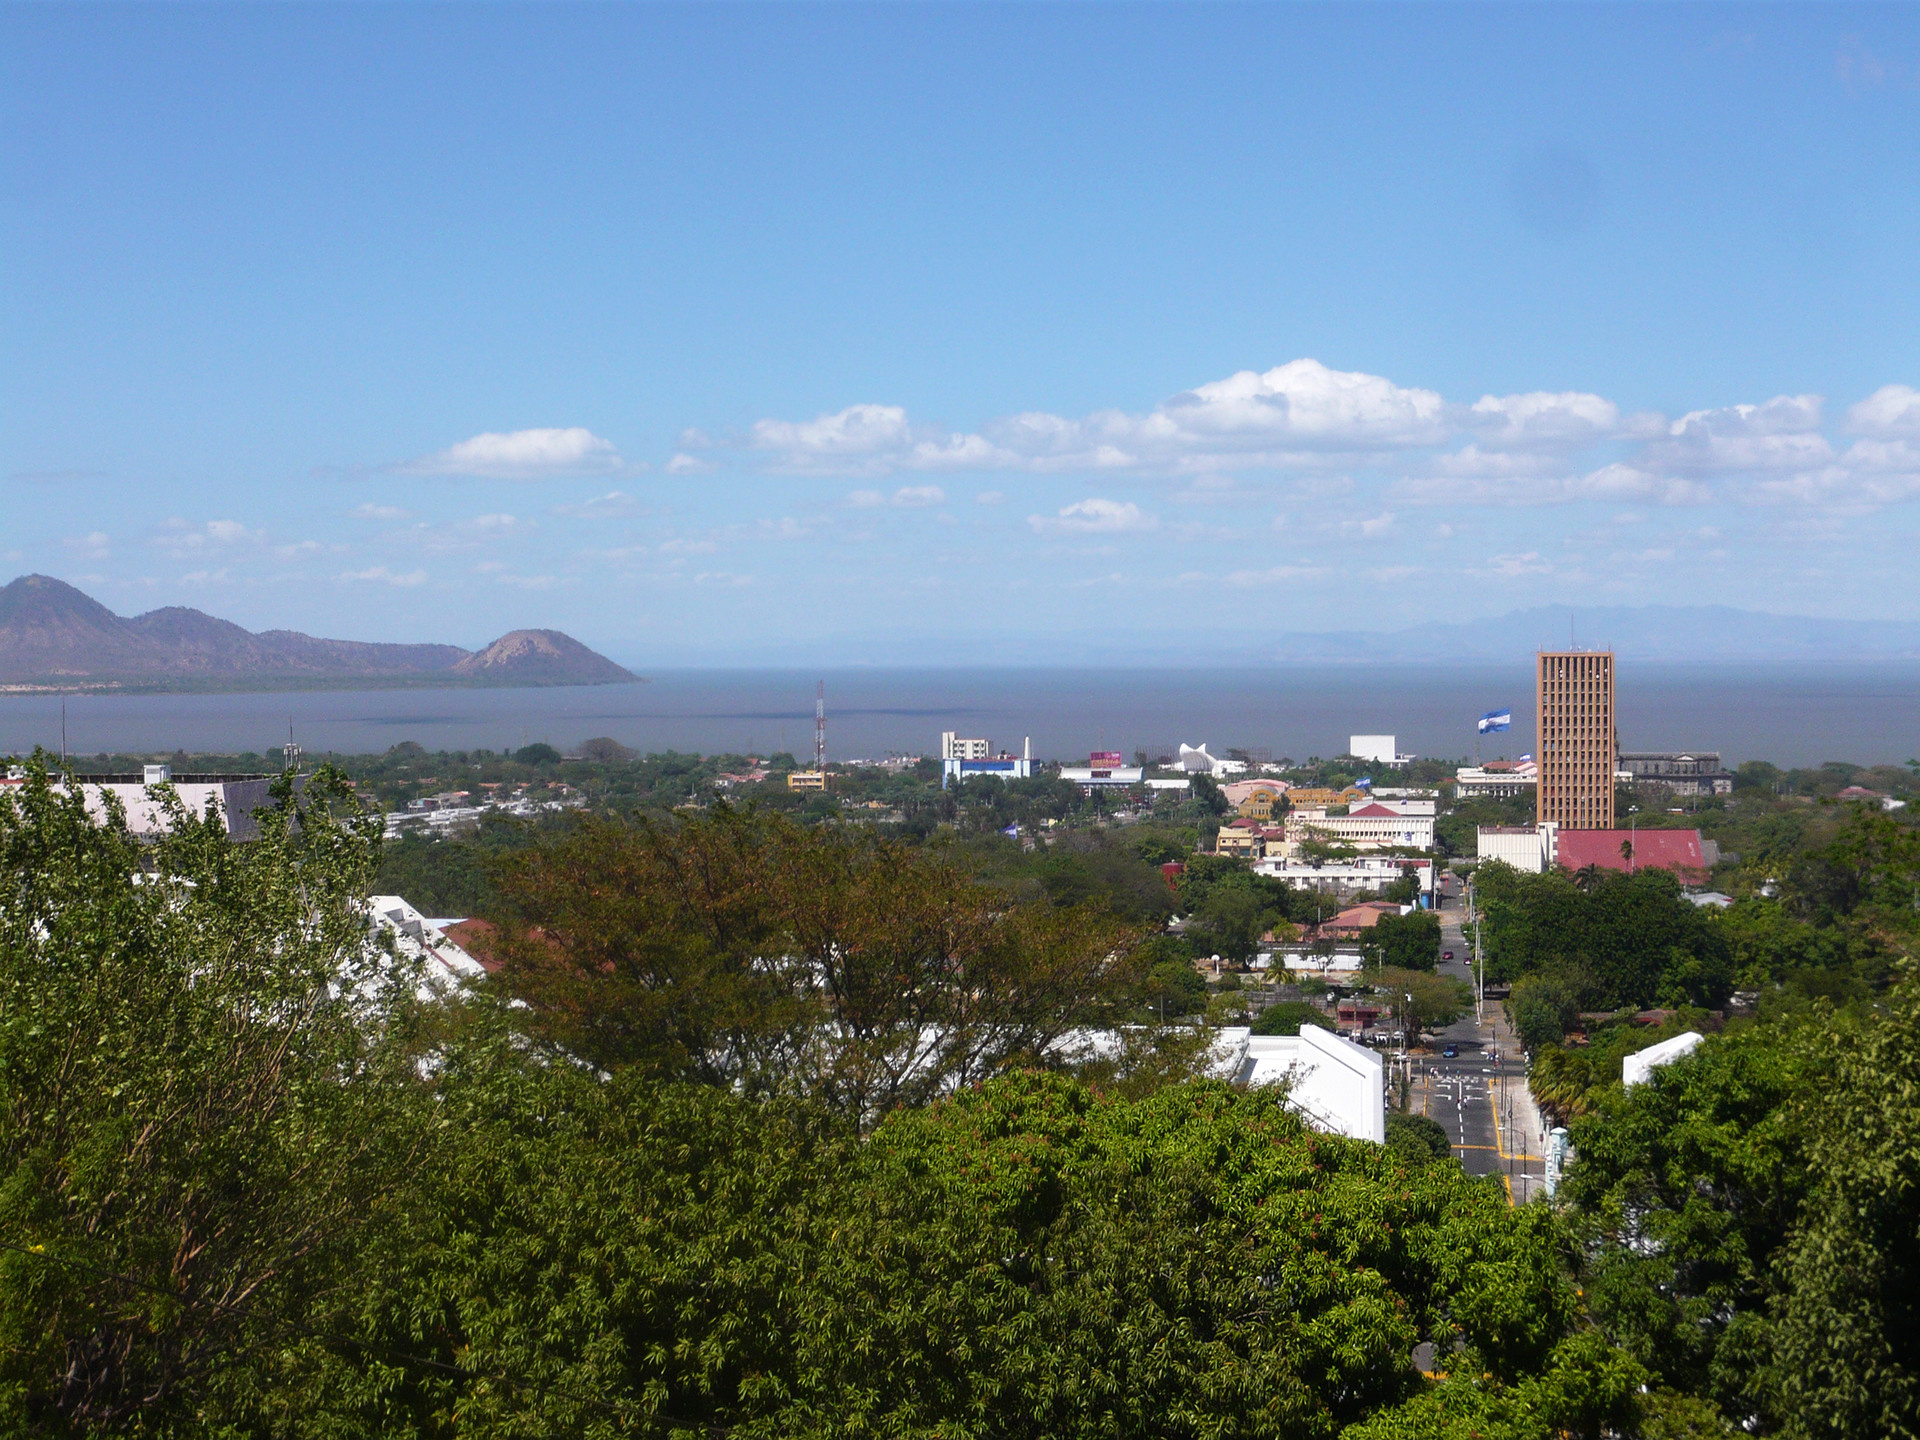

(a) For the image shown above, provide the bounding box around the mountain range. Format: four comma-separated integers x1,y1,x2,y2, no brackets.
0,575,637,689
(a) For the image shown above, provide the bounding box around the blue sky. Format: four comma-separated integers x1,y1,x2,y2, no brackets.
4,3,1920,666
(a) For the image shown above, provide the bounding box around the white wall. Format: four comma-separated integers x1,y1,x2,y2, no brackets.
1622,1031,1704,1088
1214,1025,1384,1142
1350,735,1397,764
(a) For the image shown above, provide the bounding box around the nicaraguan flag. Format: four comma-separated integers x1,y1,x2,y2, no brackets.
1478,709,1512,734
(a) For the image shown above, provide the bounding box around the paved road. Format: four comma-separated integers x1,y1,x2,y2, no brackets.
1417,901,1547,1203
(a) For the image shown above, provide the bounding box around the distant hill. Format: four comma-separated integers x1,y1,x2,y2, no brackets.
0,575,638,689
450,629,635,685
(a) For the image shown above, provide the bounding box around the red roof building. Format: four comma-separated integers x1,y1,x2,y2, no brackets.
1554,828,1708,885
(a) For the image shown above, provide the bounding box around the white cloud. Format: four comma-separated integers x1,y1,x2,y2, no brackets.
339,566,428,587
976,490,1005,505
1648,395,1830,473
846,490,885,508
1345,511,1396,537
1028,498,1157,535
352,503,413,521
666,452,716,475
1484,551,1553,576
1223,565,1325,587
63,531,110,557
891,485,945,507
152,519,263,556
730,373,1920,516
468,512,524,531
1465,390,1636,448
552,490,644,519
750,404,912,472
1847,385,1920,439
1395,462,1709,507
745,359,1445,477
407,427,623,480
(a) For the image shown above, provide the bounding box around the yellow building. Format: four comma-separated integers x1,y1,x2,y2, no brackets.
786,770,828,792
1283,786,1369,811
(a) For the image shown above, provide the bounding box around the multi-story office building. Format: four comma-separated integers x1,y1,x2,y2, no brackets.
1536,650,1615,830
1618,751,1735,797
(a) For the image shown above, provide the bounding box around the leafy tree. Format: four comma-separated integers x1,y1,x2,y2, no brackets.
1371,967,1471,1042
1772,971,1920,1438
490,808,1158,1128
1507,971,1584,1051
1189,772,1229,815
1250,1000,1335,1035
0,759,426,1433
1141,957,1208,1018
1563,1015,1831,1431
1475,864,1732,1009
1383,1110,1452,1166
1364,910,1441,971
512,742,562,766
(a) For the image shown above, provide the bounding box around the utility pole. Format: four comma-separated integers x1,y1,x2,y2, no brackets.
1468,874,1486,1025
814,680,826,775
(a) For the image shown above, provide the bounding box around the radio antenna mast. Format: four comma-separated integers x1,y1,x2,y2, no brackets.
814,681,826,773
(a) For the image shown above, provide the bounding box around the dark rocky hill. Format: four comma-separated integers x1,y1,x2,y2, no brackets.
0,575,636,689
449,629,636,685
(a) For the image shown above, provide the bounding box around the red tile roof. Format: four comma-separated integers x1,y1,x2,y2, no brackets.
1555,829,1708,884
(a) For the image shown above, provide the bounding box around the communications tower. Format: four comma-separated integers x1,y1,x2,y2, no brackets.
814,680,826,773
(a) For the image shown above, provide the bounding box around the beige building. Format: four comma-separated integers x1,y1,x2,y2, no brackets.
1536,650,1615,830
786,770,828,791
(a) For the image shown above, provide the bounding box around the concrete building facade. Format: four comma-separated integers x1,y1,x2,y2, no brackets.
1476,823,1558,873
1537,650,1616,830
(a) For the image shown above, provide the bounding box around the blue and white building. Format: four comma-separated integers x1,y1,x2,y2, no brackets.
940,731,1033,787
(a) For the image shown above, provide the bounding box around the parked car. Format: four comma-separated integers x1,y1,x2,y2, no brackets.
1442,1045,1459,1058
1442,950,1454,961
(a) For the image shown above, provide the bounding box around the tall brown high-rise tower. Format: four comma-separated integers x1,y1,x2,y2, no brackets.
1536,650,1615,830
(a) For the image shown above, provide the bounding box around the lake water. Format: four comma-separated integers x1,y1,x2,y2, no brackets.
3,664,1916,769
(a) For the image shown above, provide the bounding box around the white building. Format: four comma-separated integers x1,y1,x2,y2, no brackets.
1285,804,1435,853
33,764,304,842
1253,855,1435,900
1178,743,1246,776
1053,1024,1383,1142
1475,823,1558,873
940,732,1032,786
1350,735,1415,765
361,895,489,1001
1209,1024,1385,1142
1454,761,1538,799
1622,1031,1705,1088
1352,796,1434,817
1058,764,1146,788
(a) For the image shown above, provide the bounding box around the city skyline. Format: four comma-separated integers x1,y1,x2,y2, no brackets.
5,4,1920,662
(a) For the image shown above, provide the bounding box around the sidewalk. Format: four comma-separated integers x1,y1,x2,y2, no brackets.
1484,1001,1549,1204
